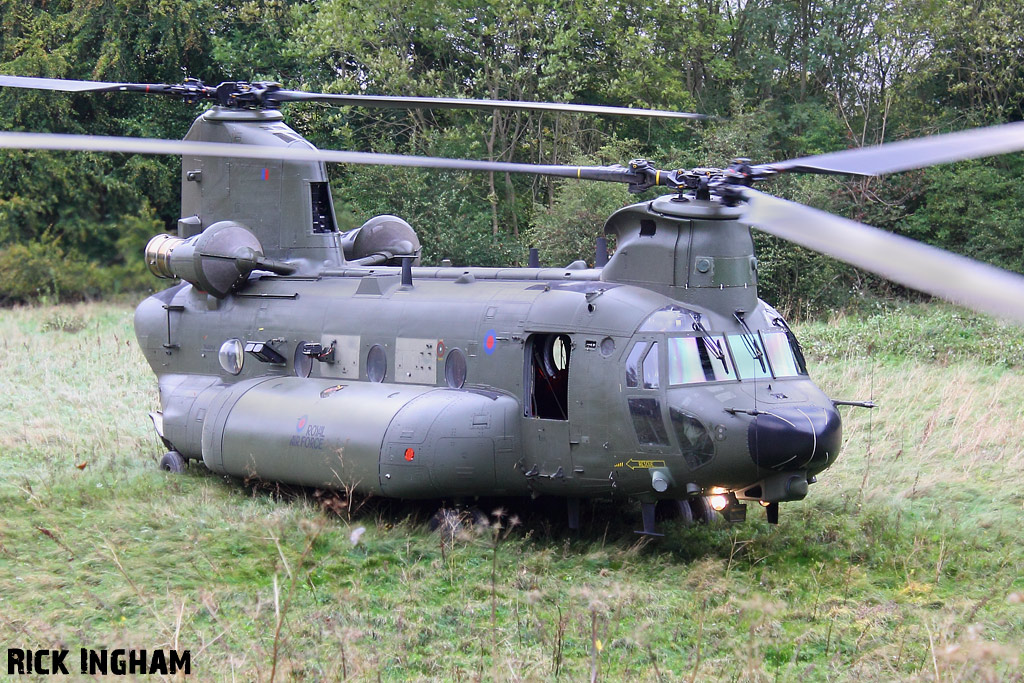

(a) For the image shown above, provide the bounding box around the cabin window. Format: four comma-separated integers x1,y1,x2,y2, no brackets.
293,341,313,378
639,304,699,332
525,333,571,420
366,344,387,382
628,398,669,446
445,348,467,388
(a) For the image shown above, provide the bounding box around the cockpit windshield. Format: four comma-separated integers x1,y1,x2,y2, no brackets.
638,306,808,384
726,331,805,379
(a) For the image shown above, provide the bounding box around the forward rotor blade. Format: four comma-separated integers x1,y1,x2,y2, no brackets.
268,90,710,119
740,187,1024,323
0,131,639,184
756,121,1024,177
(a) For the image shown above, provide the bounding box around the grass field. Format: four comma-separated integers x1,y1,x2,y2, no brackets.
1,301,1022,681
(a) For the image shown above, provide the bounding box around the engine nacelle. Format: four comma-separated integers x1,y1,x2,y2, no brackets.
145,221,295,297
340,215,421,265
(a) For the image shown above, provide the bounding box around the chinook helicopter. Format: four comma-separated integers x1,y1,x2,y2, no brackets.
3,75,1024,535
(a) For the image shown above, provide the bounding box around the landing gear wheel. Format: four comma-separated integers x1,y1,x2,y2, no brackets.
430,506,491,538
159,451,186,473
655,499,694,525
464,506,493,528
688,496,717,524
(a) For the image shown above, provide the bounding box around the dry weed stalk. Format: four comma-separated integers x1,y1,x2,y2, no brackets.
269,519,325,682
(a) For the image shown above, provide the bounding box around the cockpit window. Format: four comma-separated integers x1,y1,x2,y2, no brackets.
667,336,732,384
670,408,715,469
625,342,647,388
638,305,697,332
642,342,660,389
761,331,802,377
628,398,669,446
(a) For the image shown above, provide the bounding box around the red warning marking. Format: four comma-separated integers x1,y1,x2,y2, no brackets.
404,448,415,462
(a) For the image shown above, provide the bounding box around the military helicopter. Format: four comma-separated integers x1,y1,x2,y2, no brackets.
3,75,1024,535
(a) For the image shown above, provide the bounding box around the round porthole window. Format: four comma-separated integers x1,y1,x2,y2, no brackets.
294,341,312,378
367,344,387,382
541,334,571,375
445,348,467,388
218,338,244,375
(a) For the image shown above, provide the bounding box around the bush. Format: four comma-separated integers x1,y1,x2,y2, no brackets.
0,242,107,304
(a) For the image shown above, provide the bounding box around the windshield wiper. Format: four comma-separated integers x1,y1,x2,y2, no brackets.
734,310,767,373
690,313,726,362
688,313,729,376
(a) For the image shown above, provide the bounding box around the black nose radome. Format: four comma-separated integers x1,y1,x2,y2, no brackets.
748,406,842,471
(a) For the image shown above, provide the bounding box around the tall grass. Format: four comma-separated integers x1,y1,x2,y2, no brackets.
1,301,1021,680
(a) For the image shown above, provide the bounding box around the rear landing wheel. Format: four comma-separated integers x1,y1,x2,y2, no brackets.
429,506,487,539
159,451,186,473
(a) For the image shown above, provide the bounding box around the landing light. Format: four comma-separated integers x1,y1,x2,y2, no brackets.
709,494,729,511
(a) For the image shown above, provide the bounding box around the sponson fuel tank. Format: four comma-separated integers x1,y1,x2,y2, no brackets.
199,377,523,497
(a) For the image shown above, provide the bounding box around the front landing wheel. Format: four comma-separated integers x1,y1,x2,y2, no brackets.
159,451,186,473
689,496,717,524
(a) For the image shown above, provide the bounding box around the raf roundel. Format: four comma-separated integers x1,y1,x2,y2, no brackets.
483,329,497,355
296,415,308,433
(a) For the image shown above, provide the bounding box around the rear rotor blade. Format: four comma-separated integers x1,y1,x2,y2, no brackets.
1,75,708,119
0,131,640,184
269,90,710,119
756,121,1024,177
0,74,179,95
740,187,1024,323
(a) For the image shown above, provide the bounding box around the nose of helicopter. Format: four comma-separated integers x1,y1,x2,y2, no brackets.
748,405,842,472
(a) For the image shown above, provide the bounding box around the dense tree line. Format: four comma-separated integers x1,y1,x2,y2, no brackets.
1,0,1022,316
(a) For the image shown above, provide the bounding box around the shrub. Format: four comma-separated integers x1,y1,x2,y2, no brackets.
0,242,106,304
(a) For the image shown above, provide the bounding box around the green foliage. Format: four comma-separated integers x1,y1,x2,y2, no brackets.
799,302,1024,367
525,141,637,267
2,0,1024,308
0,0,217,300
918,0,1024,122
0,237,160,304
0,241,103,303
526,181,631,268
900,155,1024,273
